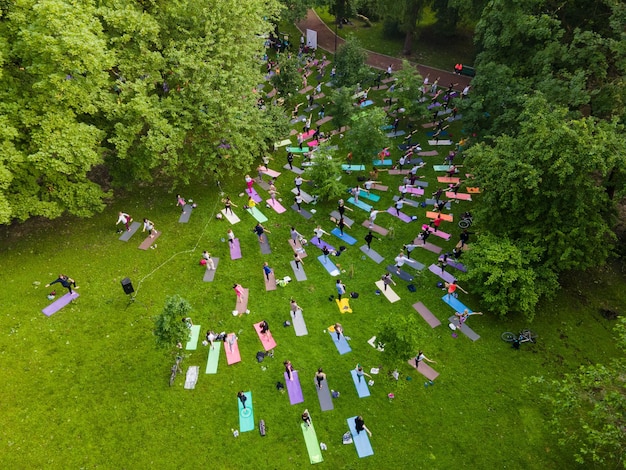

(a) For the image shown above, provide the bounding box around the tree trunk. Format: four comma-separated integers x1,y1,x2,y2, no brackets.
402,0,422,55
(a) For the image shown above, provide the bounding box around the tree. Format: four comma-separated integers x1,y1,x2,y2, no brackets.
302,145,346,201
464,93,626,274
459,234,558,320
392,59,428,120
328,86,356,128
375,311,422,366
378,0,428,55
153,295,193,350
270,54,301,104
333,35,368,88
344,107,390,164
530,317,626,467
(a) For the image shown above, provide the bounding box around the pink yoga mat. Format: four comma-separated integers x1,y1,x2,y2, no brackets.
361,220,388,236
422,224,451,240
253,322,277,351
288,239,308,258
438,177,460,183
264,271,277,291
224,333,241,365
412,302,441,328
42,292,79,316
266,199,286,213
230,238,242,260
413,238,443,254
138,231,161,250
407,359,440,381
400,186,424,196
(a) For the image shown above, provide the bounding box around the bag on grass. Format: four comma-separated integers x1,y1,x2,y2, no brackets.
350,292,359,299
407,284,416,292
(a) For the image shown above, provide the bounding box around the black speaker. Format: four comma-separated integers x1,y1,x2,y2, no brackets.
121,277,134,295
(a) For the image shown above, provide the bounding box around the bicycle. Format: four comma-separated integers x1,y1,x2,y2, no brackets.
169,355,184,386
501,329,537,349
458,213,473,229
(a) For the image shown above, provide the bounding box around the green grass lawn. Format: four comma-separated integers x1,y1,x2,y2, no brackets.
1,50,624,469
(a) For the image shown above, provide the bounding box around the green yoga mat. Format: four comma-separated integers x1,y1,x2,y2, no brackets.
185,325,201,350
286,147,310,153
433,165,453,172
301,421,324,464
238,391,255,432
247,207,268,223
205,341,221,374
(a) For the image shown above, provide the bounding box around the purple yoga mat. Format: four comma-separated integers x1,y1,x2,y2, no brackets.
428,264,456,283
42,292,79,316
439,255,467,272
311,236,335,252
285,371,304,405
387,207,413,223
230,238,242,260
246,187,263,203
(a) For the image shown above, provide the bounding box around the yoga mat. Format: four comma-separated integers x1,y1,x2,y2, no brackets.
289,239,308,258
401,186,424,196
422,224,451,240
438,177,461,183
374,280,400,303
119,221,141,241
434,165,453,172
178,204,193,223
259,235,272,255
446,191,472,201
284,164,304,174
392,196,420,207
42,292,79,316
266,199,287,214
205,341,221,374
441,294,471,313
311,237,335,252
331,228,357,246
467,187,481,194
403,257,425,271
407,359,440,381
317,255,340,276
413,302,441,328
235,288,249,314
329,330,351,355
386,130,406,138
301,420,324,464
371,184,388,191
221,209,241,224
301,129,316,140
360,100,374,107
424,199,452,210
448,316,480,341
358,190,380,202
138,231,160,250
347,416,374,457
350,369,371,398
388,169,410,175
286,147,310,154
253,321,277,351
292,309,308,336
426,211,453,222
336,298,352,313
360,245,384,264
275,139,292,148
315,378,334,411
362,221,389,236
411,180,429,188
262,167,281,177
347,197,372,212
203,258,220,282
316,116,333,126
291,188,314,203
291,204,313,219
224,333,241,365
247,207,268,223
330,211,355,228
386,265,414,282
184,366,199,389
414,240,442,254
426,130,449,137
428,140,453,146
439,256,467,272
341,164,366,171
417,150,439,156
185,325,201,350
290,260,307,281
230,239,242,260
246,187,263,204
308,140,319,147
238,391,254,432
264,271,277,291
372,159,393,166
386,207,413,223
285,371,304,405
428,264,457,283
299,85,313,94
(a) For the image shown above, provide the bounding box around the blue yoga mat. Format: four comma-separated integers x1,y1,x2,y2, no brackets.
341,164,366,171
329,331,351,355
373,159,393,166
350,369,371,398
317,255,340,276
347,197,372,212
347,416,374,458
360,100,374,107
331,228,357,246
441,294,472,313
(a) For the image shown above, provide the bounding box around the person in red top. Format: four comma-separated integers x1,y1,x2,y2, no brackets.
431,214,443,232
445,280,467,300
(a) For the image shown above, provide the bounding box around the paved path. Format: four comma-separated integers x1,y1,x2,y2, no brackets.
295,9,471,90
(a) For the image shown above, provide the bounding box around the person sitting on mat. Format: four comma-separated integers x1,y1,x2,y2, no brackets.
315,369,326,389
284,360,295,381
237,391,247,409
259,320,270,337
45,274,79,295
354,364,372,383
354,416,372,437
302,409,312,427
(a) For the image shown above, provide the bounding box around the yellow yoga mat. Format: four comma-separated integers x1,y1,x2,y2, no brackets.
336,298,352,313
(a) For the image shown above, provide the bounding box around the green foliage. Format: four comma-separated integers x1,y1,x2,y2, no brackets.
328,86,356,128
153,295,192,350
333,34,368,88
375,311,421,366
270,54,301,103
344,107,390,164
530,317,626,468
393,59,428,120
460,234,557,320
302,146,346,201
465,94,625,274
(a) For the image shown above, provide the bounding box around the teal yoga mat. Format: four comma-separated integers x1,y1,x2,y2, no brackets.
238,391,255,432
